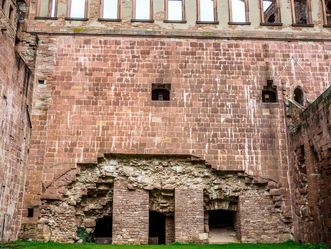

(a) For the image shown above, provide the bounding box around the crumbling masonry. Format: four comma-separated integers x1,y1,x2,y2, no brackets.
0,0,330,246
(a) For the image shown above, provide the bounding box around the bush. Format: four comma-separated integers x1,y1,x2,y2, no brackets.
76,227,91,243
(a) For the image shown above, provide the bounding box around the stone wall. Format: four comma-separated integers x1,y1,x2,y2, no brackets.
288,86,331,246
20,155,292,243
0,0,33,241
175,187,206,243
25,0,331,40
112,180,149,244
21,36,331,232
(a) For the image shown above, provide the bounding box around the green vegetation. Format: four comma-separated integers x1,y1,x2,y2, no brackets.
0,241,328,249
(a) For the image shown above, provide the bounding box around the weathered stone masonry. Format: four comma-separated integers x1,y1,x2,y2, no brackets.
20,155,292,243
1,0,331,245
0,0,34,241
288,86,331,246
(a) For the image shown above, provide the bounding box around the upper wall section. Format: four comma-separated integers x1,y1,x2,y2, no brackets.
26,0,331,40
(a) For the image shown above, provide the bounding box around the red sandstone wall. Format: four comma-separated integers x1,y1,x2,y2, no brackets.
288,87,331,246
22,36,330,226
0,25,33,242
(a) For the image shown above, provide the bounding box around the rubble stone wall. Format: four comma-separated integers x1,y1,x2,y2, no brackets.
288,86,331,246
20,155,291,243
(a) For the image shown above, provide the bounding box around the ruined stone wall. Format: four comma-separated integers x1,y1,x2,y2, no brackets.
21,36,331,230
288,86,331,246
0,0,33,241
20,155,291,243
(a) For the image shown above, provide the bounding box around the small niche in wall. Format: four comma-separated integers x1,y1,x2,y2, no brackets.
293,86,305,106
27,208,34,218
262,80,278,103
152,84,171,101
38,79,45,85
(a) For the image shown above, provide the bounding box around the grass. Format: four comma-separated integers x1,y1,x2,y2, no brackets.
0,241,328,249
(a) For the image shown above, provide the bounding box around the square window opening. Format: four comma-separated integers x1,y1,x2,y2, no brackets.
102,0,119,19
230,0,247,22
167,0,183,21
69,0,86,18
262,80,278,103
27,208,34,218
38,0,57,17
293,0,310,25
135,0,151,20
199,0,216,22
152,84,171,101
261,0,280,24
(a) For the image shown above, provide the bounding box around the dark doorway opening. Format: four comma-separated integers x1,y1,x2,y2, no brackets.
209,210,235,228
149,211,166,244
94,216,112,244
208,209,238,243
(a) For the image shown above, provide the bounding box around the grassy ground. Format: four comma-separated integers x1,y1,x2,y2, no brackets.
0,241,328,249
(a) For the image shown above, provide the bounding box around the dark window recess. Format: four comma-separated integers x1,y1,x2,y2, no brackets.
294,0,309,24
38,79,45,85
9,5,13,20
27,208,34,217
0,185,4,202
262,0,280,24
293,86,304,105
152,84,171,101
327,0,331,25
94,216,112,238
262,80,277,102
23,66,31,97
149,211,166,244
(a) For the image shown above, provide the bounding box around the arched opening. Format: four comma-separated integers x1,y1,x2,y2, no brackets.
94,216,112,244
151,84,171,101
293,86,305,106
149,211,166,244
152,88,170,101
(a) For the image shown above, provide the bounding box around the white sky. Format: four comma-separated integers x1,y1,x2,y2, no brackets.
103,0,118,18
70,0,85,18
168,0,182,21
200,0,214,21
136,0,150,19
231,0,246,22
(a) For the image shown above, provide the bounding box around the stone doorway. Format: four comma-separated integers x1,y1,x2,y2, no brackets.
94,216,113,244
208,210,238,244
149,211,166,244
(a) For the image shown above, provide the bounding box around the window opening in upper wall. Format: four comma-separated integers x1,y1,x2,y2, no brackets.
8,5,13,22
69,0,87,18
261,0,280,24
167,0,183,21
293,86,305,106
1,0,5,10
198,0,216,22
293,0,311,25
38,0,57,18
324,0,331,25
134,0,152,20
152,84,171,101
23,66,31,97
262,80,278,103
27,208,34,218
229,0,248,23
102,0,119,19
